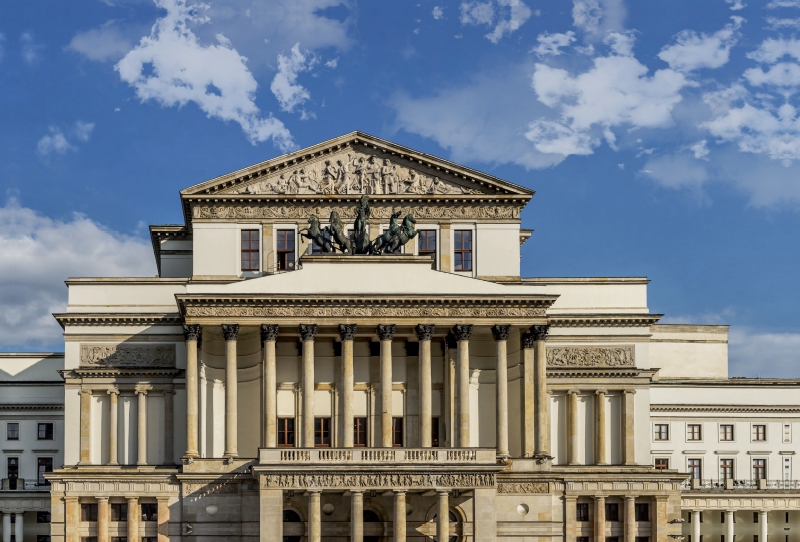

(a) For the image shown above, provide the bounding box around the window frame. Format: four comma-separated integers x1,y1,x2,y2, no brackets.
239,228,261,273
605,502,620,522
654,423,670,441
353,417,368,447
654,458,669,470
576,502,590,522
37,422,54,440
431,416,440,448
37,456,53,485
111,503,128,522
752,458,766,480
635,503,650,522
275,228,297,272
80,503,99,522
392,416,404,447
784,423,792,443
720,458,734,480
719,424,734,442
453,229,473,272
687,458,702,480
141,503,158,522
752,424,767,442
314,417,332,447
417,229,438,269
687,424,702,442
6,421,19,441
277,417,295,448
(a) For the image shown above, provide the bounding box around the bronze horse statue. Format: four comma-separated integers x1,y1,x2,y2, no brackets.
371,212,418,254
328,211,352,253
299,215,333,253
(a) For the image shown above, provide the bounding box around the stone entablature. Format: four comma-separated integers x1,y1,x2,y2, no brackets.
256,471,497,490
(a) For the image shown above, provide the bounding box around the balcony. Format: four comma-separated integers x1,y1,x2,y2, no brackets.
681,479,800,491
258,447,498,465
0,478,50,491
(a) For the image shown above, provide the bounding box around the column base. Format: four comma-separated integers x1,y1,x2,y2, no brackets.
182,452,200,460
223,452,239,460
136,461,148,466
107,461,119,466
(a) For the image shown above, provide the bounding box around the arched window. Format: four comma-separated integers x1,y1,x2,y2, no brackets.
364,509,382,542
282,509,302,542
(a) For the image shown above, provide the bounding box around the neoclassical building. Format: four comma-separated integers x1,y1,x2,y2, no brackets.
32,132,799,542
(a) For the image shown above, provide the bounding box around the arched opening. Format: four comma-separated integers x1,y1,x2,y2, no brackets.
283,509,302,542
364,509,382,542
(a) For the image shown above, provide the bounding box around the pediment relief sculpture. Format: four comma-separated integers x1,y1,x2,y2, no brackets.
229,149,482,196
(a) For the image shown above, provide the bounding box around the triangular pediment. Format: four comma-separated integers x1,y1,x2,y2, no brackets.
180,131,533,198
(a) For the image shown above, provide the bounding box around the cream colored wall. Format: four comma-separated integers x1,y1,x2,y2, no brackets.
192,222,240,278
475,223,520,278
649,325,729,379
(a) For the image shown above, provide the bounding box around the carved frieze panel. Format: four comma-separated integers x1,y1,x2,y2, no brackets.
497,482,550,494
260,472,495,490
192,202,520,221
183,482,239,496
80,344,176,367
546,346,634,368
219,148,482,196
185,305,546,319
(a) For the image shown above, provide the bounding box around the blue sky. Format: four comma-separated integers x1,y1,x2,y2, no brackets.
1,0,799,376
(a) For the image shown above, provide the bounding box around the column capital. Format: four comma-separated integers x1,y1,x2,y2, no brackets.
595,389,608,395
437,489,450,496
307,489,323,494
624,496,635,502
394,489,407,495
377,324,396,341
96,496,109,503
107,388,119,396
567,389,580,395
530,325,550,342
222,323,240,341
183,324,201,342
451,324,473,341
79,389,93,396
126,496,139,503
299,323,317,341
350,489,365,494
135,388,149,396
522,332,535,349
338,323,358,341
491,324,511,341
261,324,279,343
414,324,435,341
623,389,637,395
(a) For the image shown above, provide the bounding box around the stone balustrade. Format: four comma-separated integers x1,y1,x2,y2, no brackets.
260,447,496,465
681,479,800,490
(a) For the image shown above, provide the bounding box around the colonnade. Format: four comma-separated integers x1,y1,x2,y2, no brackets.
565,387,636,466
565,495,668,542
182,323,551,458
78,386,174,466
0,512,23,542
690,509,770,542
63,496,169,542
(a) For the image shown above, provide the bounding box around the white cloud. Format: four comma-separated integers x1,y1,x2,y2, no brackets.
325,57,338,68
67,21,137,62
617,163,624,169
766,0,800,7
746,37,800,64
724,0,746,9
460,0,532,44
729,327,800,378
433,6,444,20
270,43,317,114
765,17,800,30
527,33,689,157
74,121,95,142
0,199,155,347
657,17,743,73
36,121,96,157
743,62,800,89
531,31,575,57
572,0,626,39
115,0,294,150
20,33,43,65
691,139,710,159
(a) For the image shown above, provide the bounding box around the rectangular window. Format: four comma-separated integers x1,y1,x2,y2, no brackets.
453,230,472,271
576,503,589,521
7,457,19,490
240,230,260,272
141,503,158,522
605,503,620,522
37,457,53,485
754,536,758,542
720,459,734,480
785,457,791,481
277,418,295,447
654,424,669,441
111,503,128,522
722,513,726,523
276,230,296,271
720,424,734,441
655,458,669,470
37,512,51,523
722,537,726,542
688,458,702,479
635,503,649,522
392,417,404,447
7,422,19,440
418,230,437,267
753,459,766,480
431,417,440,448
38,422,54,440
80,504,98,522
353,417,368,447
142,538,158,542
314,417,331,447
784,424,791,443
687,424,702,441
752,425,766,441
754,513,759,523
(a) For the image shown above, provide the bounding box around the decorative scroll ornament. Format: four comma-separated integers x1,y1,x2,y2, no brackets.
414,324,435,341
80,345,175,367
497,482,550,494
260,324,279,342
260,472,495,490
546,346,635,368
229,149,482,196
491,324,511,341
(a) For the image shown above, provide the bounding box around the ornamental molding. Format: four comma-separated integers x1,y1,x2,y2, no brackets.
547,346,634,368
183,482,239,496
497,482,550,494
259,472,495,490
55,313,183,328
178,295,550,322
548,314,662,328
80,344,176,367
651,404,800,413
191,201,521,222
0,404,63,411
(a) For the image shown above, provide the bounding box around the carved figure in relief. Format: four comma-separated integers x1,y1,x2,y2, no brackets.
366,156,382,194
337,159,352,194
328,211,352,253
381,159,397,194
299,215,333,253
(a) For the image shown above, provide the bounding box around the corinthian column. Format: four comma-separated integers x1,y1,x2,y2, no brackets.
300,324,317,448
222,323,240,458
79,389,92,465
261,324,279,448
107,389,119,466
596,389,608,465
415,324,435,448
531,324,550,457
183,324,201,458
377,324,396,448
491,325,511,458
136,389,148,466
452,324,473,448
567,389,579,465
622,389,636,465
339,324,357,448
522,333,535,457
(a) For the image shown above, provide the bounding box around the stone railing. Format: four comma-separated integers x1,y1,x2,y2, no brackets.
260,447,495,465
681,479,800,491
0,478,23,491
